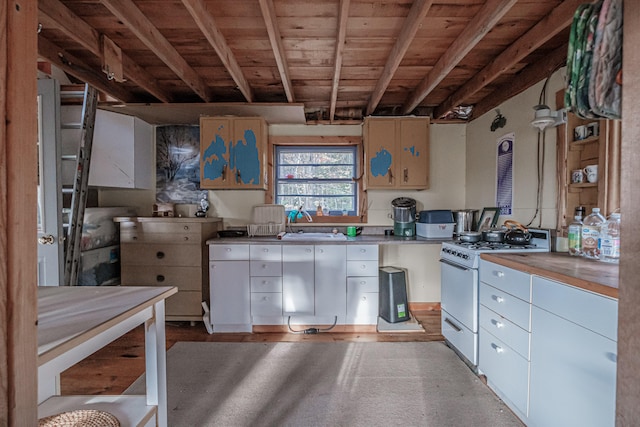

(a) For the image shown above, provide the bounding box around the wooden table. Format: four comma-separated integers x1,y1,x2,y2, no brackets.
37,285,177,427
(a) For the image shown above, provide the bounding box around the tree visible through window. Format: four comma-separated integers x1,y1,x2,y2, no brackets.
275,146,358,216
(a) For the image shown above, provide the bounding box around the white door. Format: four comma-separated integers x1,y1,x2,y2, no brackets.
36,80,64,286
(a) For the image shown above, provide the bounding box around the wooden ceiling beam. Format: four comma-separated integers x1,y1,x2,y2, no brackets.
401,0,518,114
329,0,350,122
434,0,583,119
101,0,213,102
471,43,568,120
365,0,434,116
38,0,172,103
182,0,254,102
259,0,294,103
37,35,137,103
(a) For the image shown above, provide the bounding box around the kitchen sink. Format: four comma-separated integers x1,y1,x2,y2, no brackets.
280,232,347,241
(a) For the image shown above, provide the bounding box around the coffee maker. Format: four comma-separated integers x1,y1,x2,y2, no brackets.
391,197,417,237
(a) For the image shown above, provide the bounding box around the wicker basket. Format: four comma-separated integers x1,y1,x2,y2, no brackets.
39,409,120,427
247,204,286,236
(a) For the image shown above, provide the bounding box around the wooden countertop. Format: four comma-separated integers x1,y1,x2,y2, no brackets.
207,235,449,245
480,252,619,299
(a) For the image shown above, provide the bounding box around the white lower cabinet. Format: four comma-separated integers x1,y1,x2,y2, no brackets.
346,245,379,324
282,245,315,316
528,276,617,427
209,244,251,332
478,260,618,427
478,260,532,421
209,243,379,330
314,245,347,322
249,245,283,325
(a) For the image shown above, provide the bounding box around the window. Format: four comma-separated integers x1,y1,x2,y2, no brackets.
275,146,358,216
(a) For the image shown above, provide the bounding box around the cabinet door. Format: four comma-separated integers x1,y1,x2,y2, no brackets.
200,117,232,188
315,245,346,317
282,245,315,315
209,260,251,325
232,118,266,189
398,118,429,189
365,118,396,189
529,306,617,427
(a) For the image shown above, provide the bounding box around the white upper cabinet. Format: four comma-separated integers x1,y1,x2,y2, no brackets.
61,107,153,189
91,109,152,189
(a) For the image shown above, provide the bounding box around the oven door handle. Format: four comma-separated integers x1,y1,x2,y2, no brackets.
439,259,470,271
444,317,463,333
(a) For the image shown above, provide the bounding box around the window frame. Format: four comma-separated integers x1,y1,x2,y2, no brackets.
266,135,366,224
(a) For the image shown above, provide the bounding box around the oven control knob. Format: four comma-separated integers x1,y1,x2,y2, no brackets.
463,254,469,260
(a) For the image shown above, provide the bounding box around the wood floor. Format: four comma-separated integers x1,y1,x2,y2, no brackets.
60,309,444,396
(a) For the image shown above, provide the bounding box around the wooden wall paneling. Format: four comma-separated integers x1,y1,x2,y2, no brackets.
617,0,640,423
1,1,38,425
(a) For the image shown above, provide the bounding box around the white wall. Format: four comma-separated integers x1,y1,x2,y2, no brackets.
465,69,565,229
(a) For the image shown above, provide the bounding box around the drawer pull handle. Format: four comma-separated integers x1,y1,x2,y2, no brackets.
491,319,504,328
262,297,268,301
306,248,312,253
360,249,366,253
360,281,366,285
361,296,367,301
184,226,189,230
226,248,231,252
262,264,267,269
263,248,268,252
444,317,462,333
360,264,366,269
494,270,505,278
156,251,165,259
157,275,165,282
184,236,189,241
492,295,504,303
491,343,504,354
133,236,137,240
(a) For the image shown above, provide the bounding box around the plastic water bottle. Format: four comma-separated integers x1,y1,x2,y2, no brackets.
599,212,621,263
567,215,583,256
581,208,606,260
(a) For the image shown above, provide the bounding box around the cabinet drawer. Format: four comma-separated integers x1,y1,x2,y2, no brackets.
210,244,250,260
121,265,201,291
251,276,282,293
532,276,618,340
347,245,379,261
479,304,530,359
347,276,378,293
250,245,282,261
346,290,378,324
250,260,282,277
479,260,531,302
166,290,203,317
251,292,283,317
441,311,477,366
347,260,378,277
480,282,530,331
479,329,529,416
120,231,199,244
121,243,201,266
119,221,201,234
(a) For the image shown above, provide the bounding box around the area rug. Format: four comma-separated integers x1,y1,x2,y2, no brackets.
126,341,523,427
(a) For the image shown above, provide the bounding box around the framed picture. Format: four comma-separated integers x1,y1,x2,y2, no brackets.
478,207,500,230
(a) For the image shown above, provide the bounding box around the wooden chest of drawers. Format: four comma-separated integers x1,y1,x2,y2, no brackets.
115,217,221,322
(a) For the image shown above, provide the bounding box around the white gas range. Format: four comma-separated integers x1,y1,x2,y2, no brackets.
439,228,551,369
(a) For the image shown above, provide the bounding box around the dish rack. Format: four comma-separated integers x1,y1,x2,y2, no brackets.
247,204,286,236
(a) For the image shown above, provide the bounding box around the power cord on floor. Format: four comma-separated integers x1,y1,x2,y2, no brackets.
287,316,338,334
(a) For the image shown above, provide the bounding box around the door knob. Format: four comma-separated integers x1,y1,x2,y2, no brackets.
38,235,55,245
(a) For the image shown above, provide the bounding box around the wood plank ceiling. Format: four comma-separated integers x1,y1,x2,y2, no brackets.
37,0,581,123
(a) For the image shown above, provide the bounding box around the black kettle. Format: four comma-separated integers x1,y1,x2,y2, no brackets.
503,220,532,245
